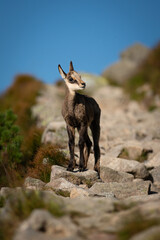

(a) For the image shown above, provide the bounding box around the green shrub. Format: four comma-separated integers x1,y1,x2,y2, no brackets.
0,109,23,187
0,109,23,166
0,74,44,165
0,75,44,186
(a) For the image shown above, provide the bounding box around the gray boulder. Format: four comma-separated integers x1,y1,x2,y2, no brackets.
45,178,76,197
101,198,160,233
100,166,134,183
50,165,98,186
130,226,160,240
100,156,150,179
13,209,79,240
65,197,115,216
41,121,67,147
118,141,152,161
24,177,45,190
88,155,150,179
150,166,160,189
70,187,89,199
119,193,160,208
145,151,160,169
89,181,151,199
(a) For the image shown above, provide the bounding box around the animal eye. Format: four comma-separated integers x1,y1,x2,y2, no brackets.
69,78,75,83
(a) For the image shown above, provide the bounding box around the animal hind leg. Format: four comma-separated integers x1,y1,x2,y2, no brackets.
90,120,100,177
78,126,88,171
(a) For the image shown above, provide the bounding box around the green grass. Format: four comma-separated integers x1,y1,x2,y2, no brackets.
54,189,70,197
118,148,129,160
135,149,152,163
118,148,151,162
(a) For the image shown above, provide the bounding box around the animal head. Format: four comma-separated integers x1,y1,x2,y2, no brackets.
58,61,86,93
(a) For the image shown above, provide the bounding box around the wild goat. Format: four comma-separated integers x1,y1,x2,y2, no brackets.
58,61,101,175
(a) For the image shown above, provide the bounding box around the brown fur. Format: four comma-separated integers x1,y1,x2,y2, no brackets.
58,62,101,175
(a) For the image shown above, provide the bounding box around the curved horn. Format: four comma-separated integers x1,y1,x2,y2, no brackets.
69,61,74,72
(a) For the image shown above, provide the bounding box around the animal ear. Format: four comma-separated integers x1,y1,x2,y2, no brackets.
58,64,67,79
69,61,74,72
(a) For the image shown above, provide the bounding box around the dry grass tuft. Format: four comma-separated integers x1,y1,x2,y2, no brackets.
27,144,68,182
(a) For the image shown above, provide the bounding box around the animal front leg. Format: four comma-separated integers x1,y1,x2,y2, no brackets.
83,134,92,169
67,125,75,171
78,126,88,172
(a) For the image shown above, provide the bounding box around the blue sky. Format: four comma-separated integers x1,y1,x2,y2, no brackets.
0,0,160,93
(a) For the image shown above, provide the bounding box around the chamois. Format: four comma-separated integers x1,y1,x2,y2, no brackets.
58,61,101,175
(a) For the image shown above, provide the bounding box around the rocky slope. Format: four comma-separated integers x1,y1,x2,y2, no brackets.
102,43,150,84
1,79,160,240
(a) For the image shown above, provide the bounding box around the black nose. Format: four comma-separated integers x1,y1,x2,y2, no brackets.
81,82,86,87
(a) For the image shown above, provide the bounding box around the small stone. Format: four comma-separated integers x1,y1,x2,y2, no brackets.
79,184,88,189
89,192,115,199
70,187,89,199
150,166,160,189
42,158,49,165
145,151,160,169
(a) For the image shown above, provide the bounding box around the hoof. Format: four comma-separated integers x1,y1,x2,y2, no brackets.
78,166,86,172
94,166,100,178
67,166,74,172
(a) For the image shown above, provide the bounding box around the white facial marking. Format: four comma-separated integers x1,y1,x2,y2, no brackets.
65,81,85,95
